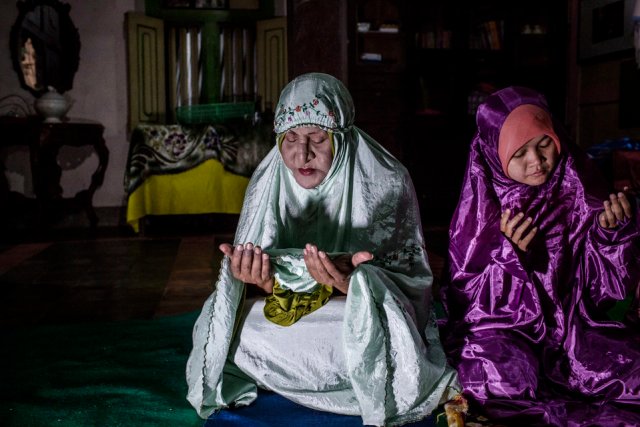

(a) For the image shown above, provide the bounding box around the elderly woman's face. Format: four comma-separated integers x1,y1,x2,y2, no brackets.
281,126,333,188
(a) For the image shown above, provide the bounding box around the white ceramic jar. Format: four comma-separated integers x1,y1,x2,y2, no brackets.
34,87,72,123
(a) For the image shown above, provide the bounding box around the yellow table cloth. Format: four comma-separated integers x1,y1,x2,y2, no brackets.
126,158,249,232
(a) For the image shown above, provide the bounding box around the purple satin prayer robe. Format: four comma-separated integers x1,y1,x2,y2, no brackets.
442,86,640,426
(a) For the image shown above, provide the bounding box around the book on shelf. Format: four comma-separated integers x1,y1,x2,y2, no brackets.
469,19,503,50
360,52,382,61
487,20,502,50
379,24,399,33
416,30,452,49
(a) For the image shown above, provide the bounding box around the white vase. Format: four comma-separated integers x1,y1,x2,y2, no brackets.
34,87,72,123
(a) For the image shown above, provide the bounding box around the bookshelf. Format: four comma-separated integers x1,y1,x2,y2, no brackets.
408,0,566,118
341,1,568,224
404,0,568,224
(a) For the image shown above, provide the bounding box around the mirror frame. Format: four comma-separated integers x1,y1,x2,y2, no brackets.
10,0,81,96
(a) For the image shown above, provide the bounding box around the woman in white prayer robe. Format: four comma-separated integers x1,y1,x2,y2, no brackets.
186,72,460,426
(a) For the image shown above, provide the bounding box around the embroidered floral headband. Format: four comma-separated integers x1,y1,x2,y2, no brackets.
273,73,355,134
274,97,337,132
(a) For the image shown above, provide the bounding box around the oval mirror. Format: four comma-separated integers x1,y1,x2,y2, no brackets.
10,0,81,96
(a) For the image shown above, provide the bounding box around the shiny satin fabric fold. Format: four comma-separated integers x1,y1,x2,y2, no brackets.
186,73,459,426
263,278,333,326
442,86,640,426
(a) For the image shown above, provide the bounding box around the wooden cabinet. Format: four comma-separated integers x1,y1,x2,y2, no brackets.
348,0,410,160
286,0,409,159
351,1,405,71
287,0,349,83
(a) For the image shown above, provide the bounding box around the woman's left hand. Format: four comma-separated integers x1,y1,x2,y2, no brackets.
303,244,373,294
599,190,633,229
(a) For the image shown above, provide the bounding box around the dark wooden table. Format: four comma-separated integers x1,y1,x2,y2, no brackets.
0,116,109,228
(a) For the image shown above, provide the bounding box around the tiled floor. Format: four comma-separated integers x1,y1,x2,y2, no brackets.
0,211,241,327
0,236,215,326
0,215,449,328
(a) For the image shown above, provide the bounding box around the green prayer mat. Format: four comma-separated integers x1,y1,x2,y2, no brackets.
1,312,202,427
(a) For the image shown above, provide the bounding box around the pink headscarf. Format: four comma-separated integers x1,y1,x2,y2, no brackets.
498,104,561,177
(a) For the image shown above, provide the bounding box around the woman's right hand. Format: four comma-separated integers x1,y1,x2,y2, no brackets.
500,209,537,252
219,242,274,293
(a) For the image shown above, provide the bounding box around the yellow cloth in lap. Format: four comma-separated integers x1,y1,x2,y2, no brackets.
264,280,333,326
126,159,249,232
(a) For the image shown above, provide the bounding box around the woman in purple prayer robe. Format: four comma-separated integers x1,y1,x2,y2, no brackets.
442,86,640,426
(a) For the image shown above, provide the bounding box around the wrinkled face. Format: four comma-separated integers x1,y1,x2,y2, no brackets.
280,126,333,189
507,135,559,186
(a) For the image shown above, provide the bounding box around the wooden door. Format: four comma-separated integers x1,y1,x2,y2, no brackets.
126,12,166,130
256,17,288,113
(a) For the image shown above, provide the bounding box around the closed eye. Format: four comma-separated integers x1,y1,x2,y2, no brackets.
538,137,552,148
285,132,298,142
512,149,525,158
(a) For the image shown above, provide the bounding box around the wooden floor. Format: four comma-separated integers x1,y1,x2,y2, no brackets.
0,215,449,328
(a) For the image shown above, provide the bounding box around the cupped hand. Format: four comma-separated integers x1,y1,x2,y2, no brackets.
303,244,373,294
219,242,274,293
500,208,538,252
599,189,633,229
